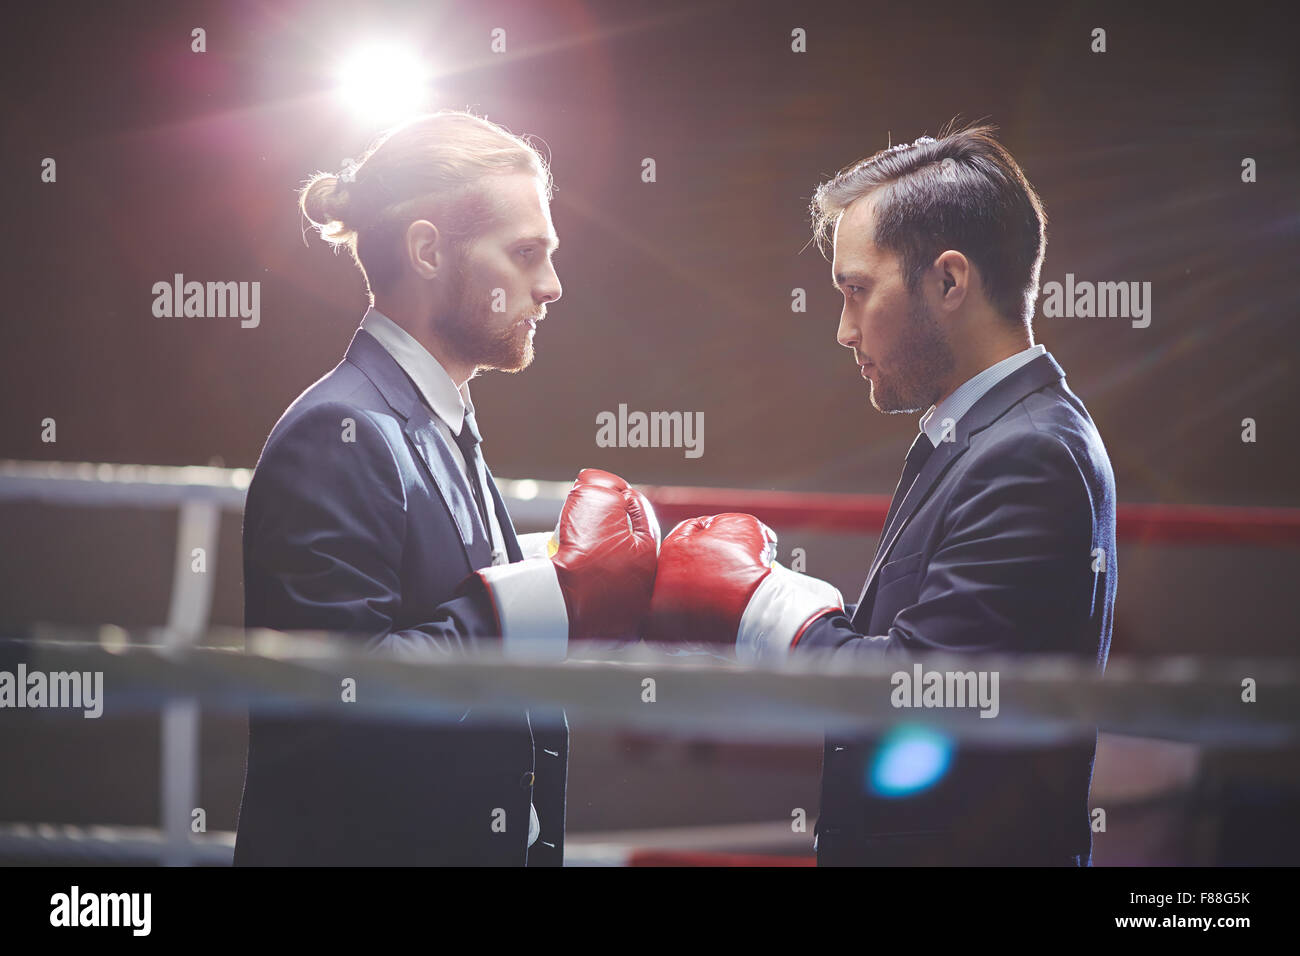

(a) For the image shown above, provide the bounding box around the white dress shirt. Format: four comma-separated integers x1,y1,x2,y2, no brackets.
918,343,1046,447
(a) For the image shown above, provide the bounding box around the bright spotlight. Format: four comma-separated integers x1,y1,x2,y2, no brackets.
336,43,430,124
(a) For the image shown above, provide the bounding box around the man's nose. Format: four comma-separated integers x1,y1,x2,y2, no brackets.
536,262,562,305
836,308,858,349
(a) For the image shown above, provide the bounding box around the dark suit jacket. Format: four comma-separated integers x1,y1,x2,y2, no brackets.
798,350,1116,865
234,327,568,866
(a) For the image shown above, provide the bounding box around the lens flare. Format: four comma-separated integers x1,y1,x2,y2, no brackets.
868,724,954,797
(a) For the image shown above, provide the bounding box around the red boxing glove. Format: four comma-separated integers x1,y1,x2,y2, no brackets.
476,469,660,656
645,513,842,661
551,468,660,641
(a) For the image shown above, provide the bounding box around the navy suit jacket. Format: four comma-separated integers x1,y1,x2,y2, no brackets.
234,327,568,866
798,351,1116,865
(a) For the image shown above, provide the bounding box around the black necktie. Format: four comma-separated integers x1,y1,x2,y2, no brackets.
451,409,493,534
880,431,936,545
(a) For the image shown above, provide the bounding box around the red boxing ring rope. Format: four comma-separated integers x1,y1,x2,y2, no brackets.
640,484,1300,546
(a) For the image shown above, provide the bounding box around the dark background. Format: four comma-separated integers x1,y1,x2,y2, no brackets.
1,0,1296,502
0,0,1297,864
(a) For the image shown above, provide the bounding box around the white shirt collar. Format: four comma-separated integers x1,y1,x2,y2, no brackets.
360,307,474,435
918,343,1046,447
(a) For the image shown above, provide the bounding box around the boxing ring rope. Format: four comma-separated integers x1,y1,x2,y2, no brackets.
638,484,1300,546
5,459,1300,544
8,631,1299,744
1,632,1297,864
2,458,1298,865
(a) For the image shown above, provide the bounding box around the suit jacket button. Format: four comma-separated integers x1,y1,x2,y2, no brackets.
520,771,535,789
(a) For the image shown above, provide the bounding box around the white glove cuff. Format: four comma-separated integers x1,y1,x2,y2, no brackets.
477,558,569,660
736,564,843,663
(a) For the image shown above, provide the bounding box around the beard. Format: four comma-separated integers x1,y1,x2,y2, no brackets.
434,257,539,375
868,292,956,415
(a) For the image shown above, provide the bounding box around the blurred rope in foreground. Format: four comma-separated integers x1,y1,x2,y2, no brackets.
3,630,1294,746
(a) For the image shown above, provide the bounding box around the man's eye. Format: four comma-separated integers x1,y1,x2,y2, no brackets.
517,247,535,260
846,285,862,296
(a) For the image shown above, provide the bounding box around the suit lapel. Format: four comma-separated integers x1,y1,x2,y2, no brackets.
343,328,492,569
851,352,1068,621
852,439,963,613
402,408,494,567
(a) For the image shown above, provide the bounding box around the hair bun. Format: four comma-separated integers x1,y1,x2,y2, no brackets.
301,173,352,229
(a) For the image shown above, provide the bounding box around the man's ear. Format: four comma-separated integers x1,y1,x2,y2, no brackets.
933,250,971,312
404,220,443,281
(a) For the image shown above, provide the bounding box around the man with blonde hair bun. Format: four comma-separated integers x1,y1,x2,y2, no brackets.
235,110,660,866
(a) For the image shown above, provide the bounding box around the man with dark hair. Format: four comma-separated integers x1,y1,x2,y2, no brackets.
646,123,1116,865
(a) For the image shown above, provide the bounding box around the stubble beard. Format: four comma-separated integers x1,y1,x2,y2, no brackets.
869,293,955,415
